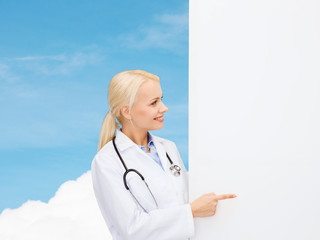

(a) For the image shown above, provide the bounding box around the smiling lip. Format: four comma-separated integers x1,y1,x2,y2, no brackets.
154,115,164,122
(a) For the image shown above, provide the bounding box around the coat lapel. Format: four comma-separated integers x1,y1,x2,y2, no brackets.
149,132,169,175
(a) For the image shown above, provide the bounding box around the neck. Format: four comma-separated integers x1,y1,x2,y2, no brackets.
121,126,149,147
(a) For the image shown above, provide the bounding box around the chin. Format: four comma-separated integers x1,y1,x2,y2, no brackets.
150,125,164,131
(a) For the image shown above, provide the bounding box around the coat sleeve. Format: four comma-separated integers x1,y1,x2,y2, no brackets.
91,153,195,240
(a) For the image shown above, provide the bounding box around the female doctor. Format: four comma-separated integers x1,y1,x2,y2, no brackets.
91,70,237,240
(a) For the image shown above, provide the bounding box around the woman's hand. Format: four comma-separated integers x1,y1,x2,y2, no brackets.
190,192,237,218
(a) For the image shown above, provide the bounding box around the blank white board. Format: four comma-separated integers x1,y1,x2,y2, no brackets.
189,0,320,239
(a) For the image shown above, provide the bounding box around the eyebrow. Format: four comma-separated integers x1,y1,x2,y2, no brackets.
150,95,163,101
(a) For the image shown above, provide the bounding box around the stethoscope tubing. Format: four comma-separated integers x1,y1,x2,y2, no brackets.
112,134,181,212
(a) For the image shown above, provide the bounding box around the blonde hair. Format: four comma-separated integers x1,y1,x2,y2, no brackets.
97,70,160,151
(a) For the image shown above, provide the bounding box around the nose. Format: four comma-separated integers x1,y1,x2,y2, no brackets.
161,102,169,113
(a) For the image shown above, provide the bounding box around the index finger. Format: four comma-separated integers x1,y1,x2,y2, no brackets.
214,194,237,200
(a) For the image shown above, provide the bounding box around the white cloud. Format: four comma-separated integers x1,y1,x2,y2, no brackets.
155,11,189,28
0,171,112,240
8,51,104,75
118,9,188,54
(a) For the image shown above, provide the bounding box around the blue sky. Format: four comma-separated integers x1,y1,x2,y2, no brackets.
0,1,189,212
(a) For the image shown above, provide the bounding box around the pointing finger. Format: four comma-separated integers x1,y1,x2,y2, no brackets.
214,194,237,200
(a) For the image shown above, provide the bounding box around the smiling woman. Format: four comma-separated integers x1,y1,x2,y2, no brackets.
91,69,195,240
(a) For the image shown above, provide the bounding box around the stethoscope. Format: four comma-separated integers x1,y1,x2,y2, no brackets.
112,135,181,212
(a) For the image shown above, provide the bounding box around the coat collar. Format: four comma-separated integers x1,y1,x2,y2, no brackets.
114,128,170,175
114,128,165,152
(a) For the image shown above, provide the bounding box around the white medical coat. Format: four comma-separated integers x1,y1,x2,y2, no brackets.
91,128,195,240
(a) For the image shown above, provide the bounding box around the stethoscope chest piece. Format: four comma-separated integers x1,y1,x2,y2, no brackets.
169,164,181,176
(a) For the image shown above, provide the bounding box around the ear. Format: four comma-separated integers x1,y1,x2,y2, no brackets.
120,105,132,120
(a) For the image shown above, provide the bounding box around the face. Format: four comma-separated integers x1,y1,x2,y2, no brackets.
124,80,168,131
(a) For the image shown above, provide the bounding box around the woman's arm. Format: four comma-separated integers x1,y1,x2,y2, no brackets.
91,154,195,240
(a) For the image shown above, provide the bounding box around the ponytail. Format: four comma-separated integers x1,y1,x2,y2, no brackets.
97,111,119,152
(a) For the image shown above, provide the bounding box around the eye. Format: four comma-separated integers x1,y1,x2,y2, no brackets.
151,96,163,105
